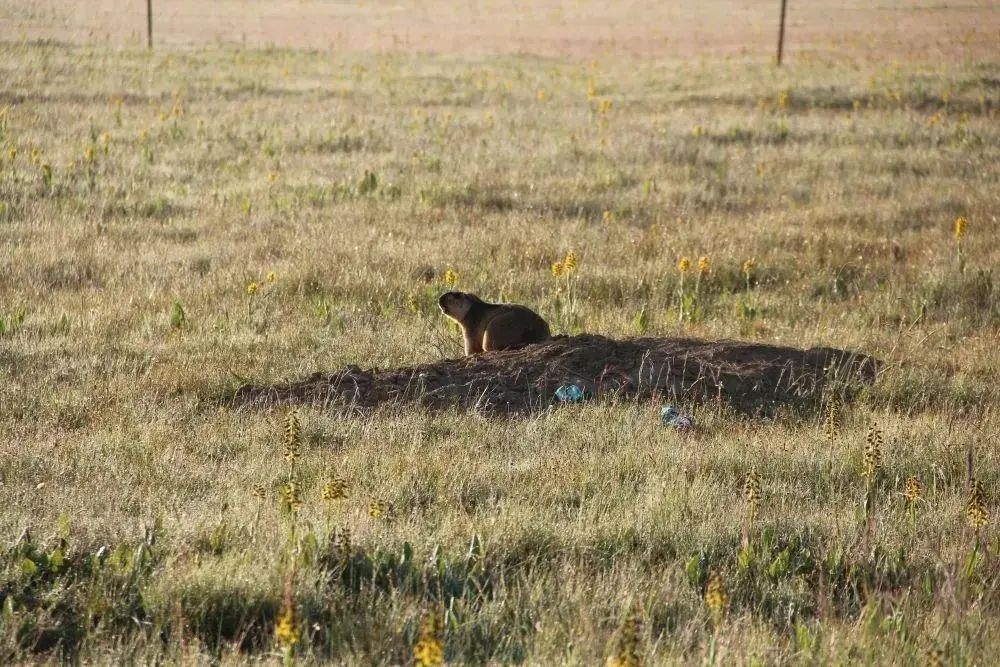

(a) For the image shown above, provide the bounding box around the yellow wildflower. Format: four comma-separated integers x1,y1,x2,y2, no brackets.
563,252,577,273
744,468,761,522
903,476,923,504
275,596,301,650
369,500,392,519
322,478,349,501
279,481,304,514
704,573,729,625
606,612,642,667
967,478,989,530
863,426,883,480
954,216,967,240
283,410,302,463
414,612,445,666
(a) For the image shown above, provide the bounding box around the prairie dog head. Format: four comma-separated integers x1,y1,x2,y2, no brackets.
438,291,480,323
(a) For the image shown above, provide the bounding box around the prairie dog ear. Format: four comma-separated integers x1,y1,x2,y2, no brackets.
438,291,472,322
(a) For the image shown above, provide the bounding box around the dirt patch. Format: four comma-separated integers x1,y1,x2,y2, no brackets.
231,334,879,416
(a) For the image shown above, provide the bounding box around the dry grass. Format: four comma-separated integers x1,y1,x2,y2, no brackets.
1,0,998,60
1,12,999,664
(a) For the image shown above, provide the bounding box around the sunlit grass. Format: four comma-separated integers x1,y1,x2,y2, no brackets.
0,39,997,663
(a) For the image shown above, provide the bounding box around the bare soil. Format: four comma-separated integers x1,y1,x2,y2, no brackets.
231,335,879,416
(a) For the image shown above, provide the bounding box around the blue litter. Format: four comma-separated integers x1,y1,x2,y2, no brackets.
555,384,586,403
661,405,694,431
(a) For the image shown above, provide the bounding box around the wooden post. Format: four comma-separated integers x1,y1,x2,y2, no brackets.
776,0,788,65
146,0,153,49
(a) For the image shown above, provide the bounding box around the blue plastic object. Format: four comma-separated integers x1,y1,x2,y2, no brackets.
555,384,585,403
661,405,694,431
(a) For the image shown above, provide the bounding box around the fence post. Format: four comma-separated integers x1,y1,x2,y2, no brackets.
147,0,153,49
776,0,788,65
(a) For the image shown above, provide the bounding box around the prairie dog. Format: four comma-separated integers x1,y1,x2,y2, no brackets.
438,291,550,355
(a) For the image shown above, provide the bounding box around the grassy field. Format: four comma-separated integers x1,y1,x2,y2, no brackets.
1,27,999,665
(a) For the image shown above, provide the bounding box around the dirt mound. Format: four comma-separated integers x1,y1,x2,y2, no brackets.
231,335,879,416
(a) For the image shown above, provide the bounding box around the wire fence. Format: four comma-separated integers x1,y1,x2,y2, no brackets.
0,0,993,62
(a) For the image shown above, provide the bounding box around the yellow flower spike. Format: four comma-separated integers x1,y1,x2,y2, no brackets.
283,410,302,464
443,268,458,288
246,281,259,296
903,476,923,504
742,258,756,278
8,147,17,161
954,216,967,240
536,89,546,102
84,145,95,163
322,478,349,501
279,480,304,513
275,583,301,651
744,468,761,522
704,573,729,625
414,611,445,667
677,257,691,273
563,252,577,273
607,611,643,667
551,261,564,278
823,399,840,440
926,647,945,667
697,256,710,275
863,426,884,480
966,478,989,530
265,271,278,284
